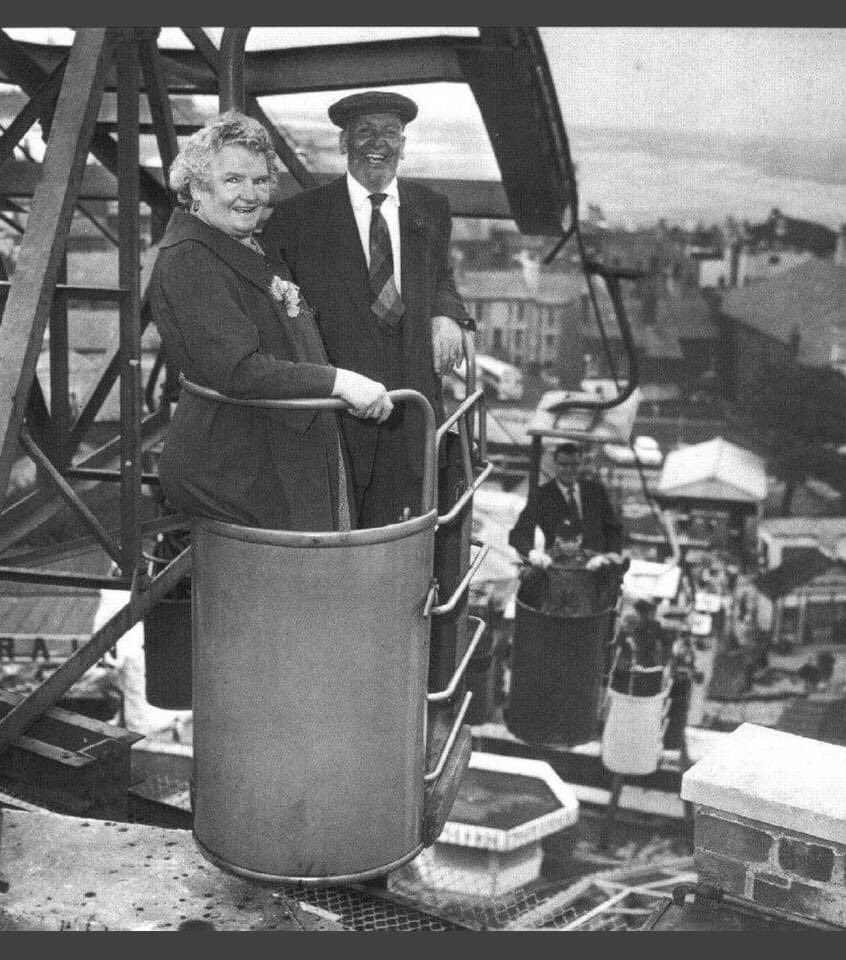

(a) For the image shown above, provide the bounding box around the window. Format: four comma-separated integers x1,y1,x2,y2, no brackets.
782,545,820,565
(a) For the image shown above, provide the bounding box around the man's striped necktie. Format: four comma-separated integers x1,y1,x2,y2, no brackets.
368,192,404,329
564,483,581,525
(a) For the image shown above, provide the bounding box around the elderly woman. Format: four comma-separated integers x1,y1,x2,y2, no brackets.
149,111,392,530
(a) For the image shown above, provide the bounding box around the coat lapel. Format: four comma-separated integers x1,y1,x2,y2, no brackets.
322,177,371,317
158,209,323,365
399,182,428,328
160,208,281,296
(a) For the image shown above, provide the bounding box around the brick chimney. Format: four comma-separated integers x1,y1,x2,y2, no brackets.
728,240,742,288
681,723,846,927
640,253,661,326
835,224,846,268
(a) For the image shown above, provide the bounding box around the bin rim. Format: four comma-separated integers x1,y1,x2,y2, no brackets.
514,596,617,621
605,686,669,705
194,508,438,547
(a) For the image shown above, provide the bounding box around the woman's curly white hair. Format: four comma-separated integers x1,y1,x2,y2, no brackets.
169,110,283,208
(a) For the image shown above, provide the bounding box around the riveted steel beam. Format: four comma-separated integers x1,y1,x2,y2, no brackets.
18,425,125,569
182,27,318,189
0,28,112,505
136,33,178,241
0,34,472,95
115,36,144,580
0,31,169,214
0,405,171,555
0,544,192,755
0,56,66,168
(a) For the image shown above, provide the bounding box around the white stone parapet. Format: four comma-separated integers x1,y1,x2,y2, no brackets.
681,722,846,845
681,722,846,927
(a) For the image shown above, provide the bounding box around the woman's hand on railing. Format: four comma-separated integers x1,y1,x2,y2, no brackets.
332,369,394,422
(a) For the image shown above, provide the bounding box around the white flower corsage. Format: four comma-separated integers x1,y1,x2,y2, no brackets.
270,276,302,318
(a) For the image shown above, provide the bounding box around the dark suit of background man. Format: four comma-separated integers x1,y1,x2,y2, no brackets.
262,90,474,527
509,441,624,568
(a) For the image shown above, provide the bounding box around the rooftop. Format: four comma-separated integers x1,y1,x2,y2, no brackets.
657,437,768,503
721,259,846,365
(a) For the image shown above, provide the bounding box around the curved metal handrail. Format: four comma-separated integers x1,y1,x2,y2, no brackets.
427,614,486,704
430,543,490,617
435,327,491,525
423,690,473,784
178,376,437,516
546,261,642,415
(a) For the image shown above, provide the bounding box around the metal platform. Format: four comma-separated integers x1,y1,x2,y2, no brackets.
0,806,474,932
1,736,702,931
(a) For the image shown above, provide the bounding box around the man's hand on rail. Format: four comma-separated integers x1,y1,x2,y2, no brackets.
586,551,624,571
332,369,394,422
527,547,553,570
431,315,464,375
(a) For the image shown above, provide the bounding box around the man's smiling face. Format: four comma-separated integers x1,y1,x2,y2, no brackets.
341,111,406,192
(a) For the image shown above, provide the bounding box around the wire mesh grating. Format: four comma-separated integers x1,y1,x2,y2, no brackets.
3,747,692,932
387,843,693,931
289,884,472,931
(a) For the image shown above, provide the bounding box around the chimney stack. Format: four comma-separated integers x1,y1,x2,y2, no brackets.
681,724,846,928
835,223,846,268
640,254,661,326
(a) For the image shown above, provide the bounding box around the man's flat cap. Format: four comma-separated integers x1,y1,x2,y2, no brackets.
328,90,418,128
555,440,584,456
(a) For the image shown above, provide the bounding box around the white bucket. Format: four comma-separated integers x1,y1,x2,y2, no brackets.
601,687,669,775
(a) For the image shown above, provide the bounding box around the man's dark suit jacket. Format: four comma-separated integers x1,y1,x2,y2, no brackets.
261,176,472,486
508,477,624,557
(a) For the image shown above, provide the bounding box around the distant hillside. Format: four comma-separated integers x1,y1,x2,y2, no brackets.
566,125,846,230
570,126,846,189
2,82,843,231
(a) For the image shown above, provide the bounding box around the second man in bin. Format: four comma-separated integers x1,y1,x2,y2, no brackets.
262,89,474,528
509,440,624,570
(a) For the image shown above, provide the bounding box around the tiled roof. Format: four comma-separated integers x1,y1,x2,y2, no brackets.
0,549,111,638
720,259,846,364
0,594,100,637
640,325,683,359
657,295,717,339
776,695,846,747
753,549,839,600
758,517,846,556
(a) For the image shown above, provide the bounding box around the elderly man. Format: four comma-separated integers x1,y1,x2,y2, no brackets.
508,440,624,569
262,90,474,527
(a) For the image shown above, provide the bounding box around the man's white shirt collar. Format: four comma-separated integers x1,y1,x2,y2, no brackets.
347,173,400,211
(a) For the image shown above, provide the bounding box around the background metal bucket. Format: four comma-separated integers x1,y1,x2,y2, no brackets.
601,687,669,775
506,598,616,747
143,597,192,709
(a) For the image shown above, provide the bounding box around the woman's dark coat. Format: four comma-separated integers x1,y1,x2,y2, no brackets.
148,208,346,530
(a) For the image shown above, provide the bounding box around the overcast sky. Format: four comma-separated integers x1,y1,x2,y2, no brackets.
541,27,846,143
